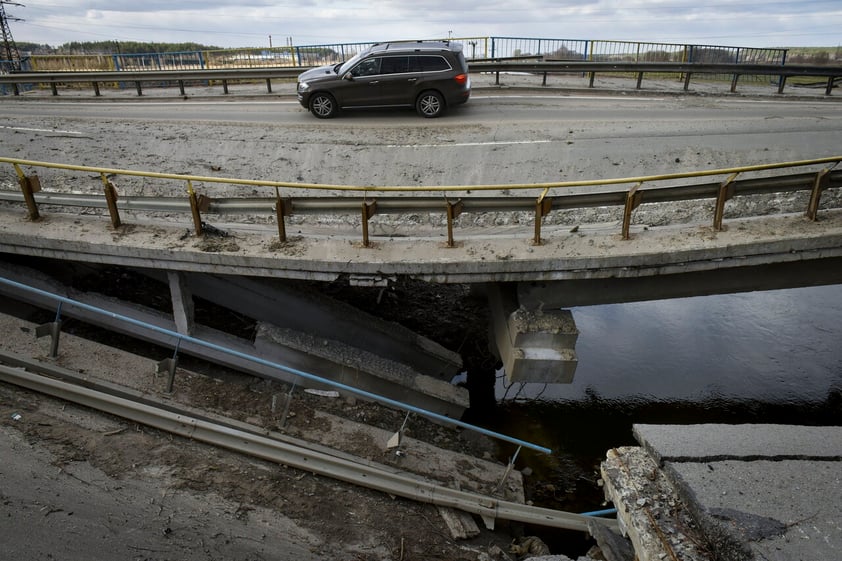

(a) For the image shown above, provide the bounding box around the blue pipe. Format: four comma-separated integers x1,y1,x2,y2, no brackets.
0,275,552,454
580,508,617,517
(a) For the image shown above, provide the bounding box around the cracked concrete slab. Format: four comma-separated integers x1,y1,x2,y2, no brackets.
633,423,842,463
664,459,842,561
628,424,842,561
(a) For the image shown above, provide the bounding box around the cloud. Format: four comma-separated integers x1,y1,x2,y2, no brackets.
9,0,842,49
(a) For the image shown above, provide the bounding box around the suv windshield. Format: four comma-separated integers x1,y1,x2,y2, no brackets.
337,52,365,75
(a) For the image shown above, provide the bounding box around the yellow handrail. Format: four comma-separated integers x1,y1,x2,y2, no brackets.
2,155,841,194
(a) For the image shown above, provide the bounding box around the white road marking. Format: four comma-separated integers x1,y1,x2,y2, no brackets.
0,125,83,135
473,94,667,102
387,139,553,148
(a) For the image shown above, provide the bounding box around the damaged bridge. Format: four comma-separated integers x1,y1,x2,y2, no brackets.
1,156,842,414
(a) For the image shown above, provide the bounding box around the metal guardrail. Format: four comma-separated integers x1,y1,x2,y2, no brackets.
0,352,614,532
2,156,841,247
1,60,840,97
0,275,552,455
471,61,842,95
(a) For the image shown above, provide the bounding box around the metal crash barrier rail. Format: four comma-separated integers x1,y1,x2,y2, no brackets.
1,155,841,247
0,275,553,456
1,63,840,97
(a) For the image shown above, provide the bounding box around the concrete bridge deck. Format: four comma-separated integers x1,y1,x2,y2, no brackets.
1,205,840,290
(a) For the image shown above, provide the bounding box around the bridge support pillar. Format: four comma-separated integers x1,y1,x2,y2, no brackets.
487,284,578,384
167,271,195,336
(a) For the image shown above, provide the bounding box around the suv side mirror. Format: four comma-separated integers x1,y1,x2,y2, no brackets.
342,72,354,81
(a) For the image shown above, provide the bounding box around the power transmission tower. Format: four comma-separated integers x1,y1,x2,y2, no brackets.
1,1,23,71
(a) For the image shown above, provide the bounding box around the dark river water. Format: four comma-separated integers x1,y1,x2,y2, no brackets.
499,283,842,404
491,283,841,543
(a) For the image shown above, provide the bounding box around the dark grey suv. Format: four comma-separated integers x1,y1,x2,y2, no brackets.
296,41,471,118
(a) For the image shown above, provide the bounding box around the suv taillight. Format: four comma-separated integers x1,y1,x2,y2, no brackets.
453,73,468,85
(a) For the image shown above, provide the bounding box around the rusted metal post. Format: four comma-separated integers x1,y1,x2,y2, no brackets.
533,190,552,245
806,168,831,221
101,174,122,228
14,164,40,221
714,173,739,231
275,187,291,242
187,180,204,236
361,200,377,247
445,199,464,248
622,182,644,240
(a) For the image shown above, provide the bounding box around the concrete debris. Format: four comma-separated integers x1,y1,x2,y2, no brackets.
600,447,710,561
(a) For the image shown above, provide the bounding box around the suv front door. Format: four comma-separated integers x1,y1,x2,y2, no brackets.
339,55,418,108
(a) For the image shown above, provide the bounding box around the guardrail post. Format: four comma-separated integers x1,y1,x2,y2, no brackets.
533,191,552,245
825,77,835,96
50,81,57,96
806,168,831,221
178,80,186,96
156,338,181,394
493,445,521,495
683,72,693,91
35,302,63,358
266,78,273,93
622,182,644,240
636,71,644,89
361,200,377,247
135,81,143,96
222,79,229,94
275,187,292,242
777,75,787,94
730,73,740,93
101,173,122,228
714,173,739,231
92,81,101,96
187,180,208,236
14,164,41,221
445,199,464,248
588,72,596,88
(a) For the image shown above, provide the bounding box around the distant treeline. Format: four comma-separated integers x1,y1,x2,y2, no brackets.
16,41,221,55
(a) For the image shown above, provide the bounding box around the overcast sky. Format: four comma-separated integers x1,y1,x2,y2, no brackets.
7,1,842,50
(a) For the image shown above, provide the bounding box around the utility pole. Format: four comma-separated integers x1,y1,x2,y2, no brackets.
1,1,23,71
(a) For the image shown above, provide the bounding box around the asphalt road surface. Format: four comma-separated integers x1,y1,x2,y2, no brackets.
1,91,841,190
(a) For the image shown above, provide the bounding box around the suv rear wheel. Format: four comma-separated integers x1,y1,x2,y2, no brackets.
309,92,338,118
416,90,445,118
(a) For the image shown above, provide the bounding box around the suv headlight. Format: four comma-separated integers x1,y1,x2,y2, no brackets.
297,81,310,92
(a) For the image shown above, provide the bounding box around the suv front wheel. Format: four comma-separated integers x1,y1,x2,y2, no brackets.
416,90,445,118
309,92,338,118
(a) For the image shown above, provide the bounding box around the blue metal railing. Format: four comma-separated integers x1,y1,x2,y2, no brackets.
0,275,553,455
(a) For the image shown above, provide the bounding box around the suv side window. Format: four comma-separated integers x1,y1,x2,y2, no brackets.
380,56,409,75
351,57,381,77
416,55,451,72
